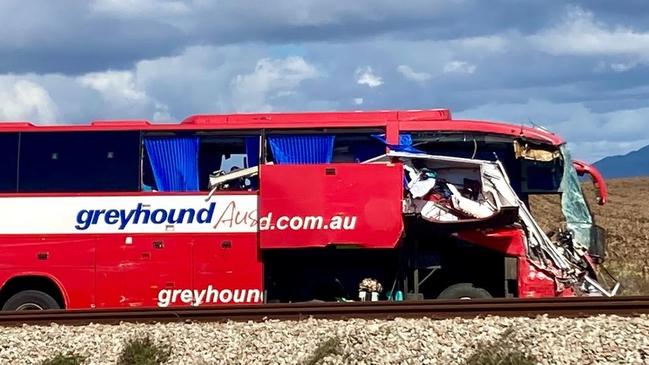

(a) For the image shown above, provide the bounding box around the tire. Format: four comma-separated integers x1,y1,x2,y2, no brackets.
437,283,492,300
2,290,60,311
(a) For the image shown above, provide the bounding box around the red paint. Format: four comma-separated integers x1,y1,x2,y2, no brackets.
0,235,95,308
259,163,404,249
0,188,263,309
0,109,561,145
458,229,579,298
0,232,264,309
0,109,594,309
456,228,527,256
573,160,608,205
517,259,557,297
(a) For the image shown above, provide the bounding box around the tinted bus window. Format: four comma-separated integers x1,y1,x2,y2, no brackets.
19,131,140,193
0,133,19,192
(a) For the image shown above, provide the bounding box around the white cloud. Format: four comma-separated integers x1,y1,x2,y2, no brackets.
90,0,190,17
355,66,383,88
443,60,476,74
231,56,319,112
0,79,58,123
397,65,432,82
531,7,649,59
78,70,171,120
353,97,364,105
152,103,173,122
79,71,147,104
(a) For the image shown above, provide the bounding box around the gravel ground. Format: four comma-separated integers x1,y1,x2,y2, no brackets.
1,315,648,365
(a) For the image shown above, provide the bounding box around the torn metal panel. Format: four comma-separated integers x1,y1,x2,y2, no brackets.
513,140,560,162
367,151,518,226
367,151,617,297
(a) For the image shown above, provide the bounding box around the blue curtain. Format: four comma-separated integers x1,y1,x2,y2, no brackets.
144,136,199,192
268,135,335,164
245,136,260,167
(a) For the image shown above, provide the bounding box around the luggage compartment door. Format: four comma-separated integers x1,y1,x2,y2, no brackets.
259,163,404,249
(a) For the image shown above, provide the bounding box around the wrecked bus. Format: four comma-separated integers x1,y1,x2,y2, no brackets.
0,109,616,310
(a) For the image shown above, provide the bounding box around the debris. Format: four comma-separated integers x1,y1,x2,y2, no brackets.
359,278,383,301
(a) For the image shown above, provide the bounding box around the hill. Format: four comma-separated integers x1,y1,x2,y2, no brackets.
594,144,649,179
530,177,649,295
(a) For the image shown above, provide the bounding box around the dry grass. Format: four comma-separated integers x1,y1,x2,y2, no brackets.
463,328,537,365
530,177,649,295
40,353,86,365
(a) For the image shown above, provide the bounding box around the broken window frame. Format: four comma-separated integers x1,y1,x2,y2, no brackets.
558,145,594,249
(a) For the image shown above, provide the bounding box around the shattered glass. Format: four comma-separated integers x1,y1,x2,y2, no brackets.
559,146,593,248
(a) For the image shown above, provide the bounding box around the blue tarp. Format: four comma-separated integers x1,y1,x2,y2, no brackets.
371,133,423,153
144,136,199,192
268,135,335,164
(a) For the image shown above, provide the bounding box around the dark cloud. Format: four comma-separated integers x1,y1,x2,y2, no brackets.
0,0,187,74
573,0,649,28
2,1,649,161
1,0,632,75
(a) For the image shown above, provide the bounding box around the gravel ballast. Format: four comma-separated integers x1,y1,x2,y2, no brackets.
1,315,648,365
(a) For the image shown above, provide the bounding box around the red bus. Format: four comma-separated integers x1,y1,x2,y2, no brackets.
0,109,615,310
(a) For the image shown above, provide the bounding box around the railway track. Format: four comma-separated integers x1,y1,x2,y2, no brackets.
1,296,648,327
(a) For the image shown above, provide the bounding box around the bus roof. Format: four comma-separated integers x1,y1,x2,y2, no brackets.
0,108,564,145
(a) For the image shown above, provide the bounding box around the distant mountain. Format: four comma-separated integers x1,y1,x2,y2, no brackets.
594,144,649,179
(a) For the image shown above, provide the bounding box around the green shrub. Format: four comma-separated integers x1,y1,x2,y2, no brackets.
116,335,172,365
40,353,86,365
464,329,538,365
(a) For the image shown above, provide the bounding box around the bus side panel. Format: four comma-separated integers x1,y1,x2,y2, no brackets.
259,163,404,249
95,234,192,308
0,235,95,309
193,233,263,305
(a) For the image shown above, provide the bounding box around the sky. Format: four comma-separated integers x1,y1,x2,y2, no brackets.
1,0,649,162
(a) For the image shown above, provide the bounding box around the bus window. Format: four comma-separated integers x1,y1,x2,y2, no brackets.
0,133,18,193
198,134,260,191
141,133,260,192
265,129,386,164
521,158,563,192
332,134,386,162
266,134,335,164
141,146,158,192
18,131,140,193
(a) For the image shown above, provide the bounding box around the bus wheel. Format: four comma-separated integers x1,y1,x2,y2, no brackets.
2,290,61,311
437,283,492,300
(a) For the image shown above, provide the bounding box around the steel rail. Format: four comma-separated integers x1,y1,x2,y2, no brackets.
1,296,648,327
